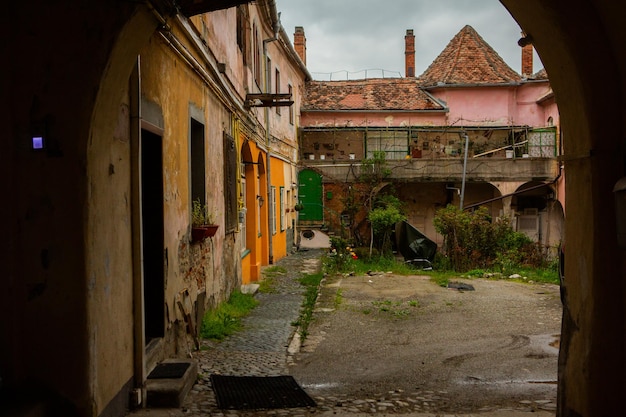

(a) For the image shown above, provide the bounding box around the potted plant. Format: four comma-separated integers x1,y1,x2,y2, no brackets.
191,198,219,242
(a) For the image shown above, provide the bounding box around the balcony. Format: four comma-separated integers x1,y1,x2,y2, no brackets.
300,156,560,183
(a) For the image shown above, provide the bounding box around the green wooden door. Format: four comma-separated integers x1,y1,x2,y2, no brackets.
298,169,323,221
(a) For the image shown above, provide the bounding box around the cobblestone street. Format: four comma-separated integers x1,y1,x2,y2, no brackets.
130,248,558,417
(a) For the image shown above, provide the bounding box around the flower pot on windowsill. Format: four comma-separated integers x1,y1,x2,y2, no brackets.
191,224,219,242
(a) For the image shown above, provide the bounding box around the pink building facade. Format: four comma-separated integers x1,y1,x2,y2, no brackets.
297,26,563,255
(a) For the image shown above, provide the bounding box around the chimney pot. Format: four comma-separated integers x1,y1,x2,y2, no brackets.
520,31,533,77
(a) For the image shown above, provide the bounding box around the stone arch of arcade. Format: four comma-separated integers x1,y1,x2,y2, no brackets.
240,141,258,283
4,1,626,416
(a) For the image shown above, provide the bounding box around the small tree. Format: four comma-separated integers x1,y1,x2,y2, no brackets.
359,151,394,254
368,194,406,256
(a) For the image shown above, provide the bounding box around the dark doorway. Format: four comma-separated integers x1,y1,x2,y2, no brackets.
190,118,206,206
141,129,165,342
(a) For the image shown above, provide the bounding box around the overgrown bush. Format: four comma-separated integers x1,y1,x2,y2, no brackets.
323,236,357,274
352,246,379,261
433,205,546,272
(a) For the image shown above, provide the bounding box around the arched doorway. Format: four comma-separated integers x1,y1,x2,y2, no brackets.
241,141,259,282
4,1,626,416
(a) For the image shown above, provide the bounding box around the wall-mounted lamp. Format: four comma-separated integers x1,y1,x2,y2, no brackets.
257,195,265,207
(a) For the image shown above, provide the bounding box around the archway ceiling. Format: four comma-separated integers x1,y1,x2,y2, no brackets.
176,0,251,16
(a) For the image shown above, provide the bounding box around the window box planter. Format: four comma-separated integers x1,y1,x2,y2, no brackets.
191,225,219,242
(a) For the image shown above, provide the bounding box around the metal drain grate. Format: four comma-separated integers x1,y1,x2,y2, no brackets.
210,375,317,410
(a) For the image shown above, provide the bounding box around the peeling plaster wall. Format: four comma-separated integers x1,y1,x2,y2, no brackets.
139,23,240,356
85,7,163,416
1,1,156,415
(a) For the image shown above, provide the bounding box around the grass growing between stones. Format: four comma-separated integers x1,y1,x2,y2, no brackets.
259,265,287,293
200,291,259,341
293,272,324,340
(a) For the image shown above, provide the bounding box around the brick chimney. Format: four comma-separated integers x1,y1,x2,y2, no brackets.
521,32,533,77
405,29,415,77
294,26,306,65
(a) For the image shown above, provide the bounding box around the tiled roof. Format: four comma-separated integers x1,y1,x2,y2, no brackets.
531,68,548,80
419,25,521,86
302,78,446,111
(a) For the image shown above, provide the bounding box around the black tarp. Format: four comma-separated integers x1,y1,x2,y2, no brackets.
394,220,437,266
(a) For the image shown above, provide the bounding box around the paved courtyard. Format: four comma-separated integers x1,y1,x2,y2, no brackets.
130,248,560,417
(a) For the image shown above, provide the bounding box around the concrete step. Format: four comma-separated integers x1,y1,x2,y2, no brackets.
145,359,197,408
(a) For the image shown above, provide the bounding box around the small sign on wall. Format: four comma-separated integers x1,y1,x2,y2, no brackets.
32,136,45,150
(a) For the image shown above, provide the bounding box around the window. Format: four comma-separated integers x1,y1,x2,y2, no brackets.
190,118,205,208
266,56,272,93
236,6,247,63
240,178,246,250
517,215,539,241
528,128,556,157
288,84,294,124
224,132,238,232
253,24,261,86
279,186,285,231
366,130,409,160
270,186,276,235
275,68,281,115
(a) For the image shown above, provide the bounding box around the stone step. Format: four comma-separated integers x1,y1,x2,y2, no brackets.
145,359,197,408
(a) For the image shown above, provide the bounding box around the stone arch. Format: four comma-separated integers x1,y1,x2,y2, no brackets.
4,1,626,416
511,181,562,249
240,141,259,282
493,2,625,414
257,152,269,264
81,1,626,414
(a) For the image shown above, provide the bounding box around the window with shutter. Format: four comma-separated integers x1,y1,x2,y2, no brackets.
223,132,238,232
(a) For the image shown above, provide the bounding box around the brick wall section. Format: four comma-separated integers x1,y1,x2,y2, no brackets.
405,29,415,77
522,43,533,77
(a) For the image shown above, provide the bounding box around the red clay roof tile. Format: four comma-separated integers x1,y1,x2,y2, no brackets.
302,78,445,111
418,25,521,86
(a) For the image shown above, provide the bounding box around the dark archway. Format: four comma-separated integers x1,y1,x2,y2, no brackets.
3,1,626,416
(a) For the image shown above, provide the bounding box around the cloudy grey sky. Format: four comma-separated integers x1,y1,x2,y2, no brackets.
276,0,541,80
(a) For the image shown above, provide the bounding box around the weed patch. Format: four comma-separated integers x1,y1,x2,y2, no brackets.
334,288,343,308
293,272,324,340
368,299,421,318
200,291,258,341
259,266,287,293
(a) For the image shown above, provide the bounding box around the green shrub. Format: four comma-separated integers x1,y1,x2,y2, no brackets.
433,205,549,272
323,236,357,274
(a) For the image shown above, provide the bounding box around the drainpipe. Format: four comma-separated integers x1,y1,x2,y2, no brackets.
263,16,280,264
460,133,469,210
129,56,147,406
